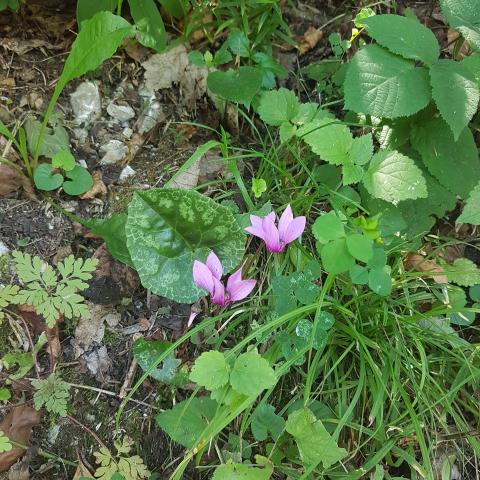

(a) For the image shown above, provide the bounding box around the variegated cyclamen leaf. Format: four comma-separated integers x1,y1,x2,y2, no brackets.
125,189,246,303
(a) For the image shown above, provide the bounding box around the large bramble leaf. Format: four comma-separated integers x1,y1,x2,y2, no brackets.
457,181,480,225
299,119,353,165
430,59,479,140
440,0,480,51
286,408,347,468
462,53,480,86
411,116,480,198
257,88,300,126
362,150,427,204
125,189,246,303
344,44,431,118
155,397,218,448
128,0,166,52
359,14,439,65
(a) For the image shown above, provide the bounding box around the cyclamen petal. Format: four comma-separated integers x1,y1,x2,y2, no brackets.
211,277,226,306
245,225,266,240
278,205,293,240
226,262,245,292
228,279,256,302
282,216,306,244
192,260,215,295
206,252,223,280
262,215,281,252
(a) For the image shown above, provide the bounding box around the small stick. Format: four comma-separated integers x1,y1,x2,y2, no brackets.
119,358,138,399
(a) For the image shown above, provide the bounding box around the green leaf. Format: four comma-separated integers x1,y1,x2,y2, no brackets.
126,189,245,303
320,238,355,274
62,165,93,196
207,67,263,106
346,234,374,263
257,88,300,126
52,149,75,171
342,163,364,185
349,133,374,166
299,119,353,165
279,123,296,143
440,0,480,50
363,150,427,204
25,116,69,158
188,50,206,67
344,44,431,118
350,264,369,284
230,351,276,397
190,351,230,391
286,408,347,468
359,14,440,65
411,116,480,199
84,214,133,266
457,181,480,225
212,457,273,480
368,265,392,296
31,373,70,417
128,0,166,52
251,178,267,198
251,404,285,442
430,59,479,140
133,338,180,383
159,0,189,19
226,29,250,57
0,388,11,402
445,258,480,286
0,431,12,453
76,0,115,26
33,164,64,191
469,284,480,301
462,53,480,86
155,397,218,448
59,12,133,88
312,211,345,243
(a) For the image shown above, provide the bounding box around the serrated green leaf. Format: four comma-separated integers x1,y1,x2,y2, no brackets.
230,351,276,397
445,258,480,286
320,238,355,274
128,0,166,52
286,408,347,468
312,211,345,243
363,150,427,204
155,397,218,448
0,285,19,322
299,119,353,165
430,59,479,140
346,234,374,263
342,163,364,185
257,88,300,126
359,14,439,65
349,133,374,166
462,53,480,86
344,44,431,118
190,351,230,391
457,181,480,225
63,165,93,196
251,404,285,442
125,189,245,303
440,0,480,51
0,431,12,453
251,178,266,198
411,116,480,198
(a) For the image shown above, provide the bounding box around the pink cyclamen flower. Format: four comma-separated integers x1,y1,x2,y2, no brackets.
192,252,256,307
245,204,306,253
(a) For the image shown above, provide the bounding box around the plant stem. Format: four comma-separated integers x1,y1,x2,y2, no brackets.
9,440,77,468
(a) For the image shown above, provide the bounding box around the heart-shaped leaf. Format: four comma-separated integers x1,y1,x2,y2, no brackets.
207,67,263,105
63,165,93,195
33,163,64,191
125,188,246,303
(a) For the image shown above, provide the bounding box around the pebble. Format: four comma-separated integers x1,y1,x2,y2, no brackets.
70,81,101,124
119,165,136,182
99,140,128,165
107,101,135,122
0,241,10,256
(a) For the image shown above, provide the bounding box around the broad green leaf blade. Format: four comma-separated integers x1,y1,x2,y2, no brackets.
368,265,392,296
344,44,431,118
346,234,373,263
445,258,480,286
320,238,355,274
212,459,273,480
63,165,93,195
359,14,440,65
342,163,364,185
156,397,218,448
190,351,230,391
462,53,480,86
257,88,300,126
430,59,479,140
411,116,480,198
312,211,345,243
128,0,166,52
133,338,180,382
299,119,353,165
52,149,75,171
349,133,374,166
457,181,480,225
230,351,276,397
25,116,69,158
33,164,64,191
251,404,285,442
363,150,427,204
440,0,480,50
76,0,115,26
286,408,347,468
125,189,246,303
207,67,263,106
59,12,133,88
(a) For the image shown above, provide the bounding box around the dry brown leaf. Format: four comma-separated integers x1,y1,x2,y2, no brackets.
297,27,323,54
404,253,448,284
0,38,64,55
124,39,150,63
72,459,93,480
0,78,15,90
0,407,41,472
80,171,107,200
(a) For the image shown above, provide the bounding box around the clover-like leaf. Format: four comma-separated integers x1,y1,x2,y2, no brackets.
125,189,246,303
33,163,64,191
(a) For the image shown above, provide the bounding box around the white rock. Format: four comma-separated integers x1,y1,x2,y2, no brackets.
0,241,10,256
99,140,128,165
78,159,88,168
122,127,133,139
138,101,165,134
119,165,136,182
70,81,101,124
107,102,135,122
